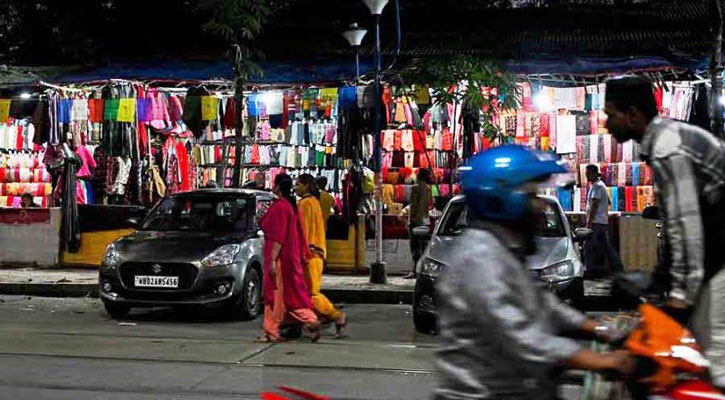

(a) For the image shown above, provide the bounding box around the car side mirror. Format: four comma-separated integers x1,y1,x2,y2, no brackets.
573,227,593,242
126,218,139,228
642,206,659,220
412,225,432,239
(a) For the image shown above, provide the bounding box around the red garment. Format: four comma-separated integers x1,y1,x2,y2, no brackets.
481,137,491,151
258,199,314,310
251,144,260,164
625,187,634,212
654,87,664,112
174,141,191,192
223,98,236,130
16,126,23,150
88,99,104,123
441,130,454,151
395,185,406,203
540,114,550,137
412,130,425,152
138,123,149,158
382,86,393,124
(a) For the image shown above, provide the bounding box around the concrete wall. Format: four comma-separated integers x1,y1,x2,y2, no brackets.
0,208,61,266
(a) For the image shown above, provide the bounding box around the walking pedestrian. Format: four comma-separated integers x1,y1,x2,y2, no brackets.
434,146,633,400
296,174,347,338
315,175,336,224
604,75,725,388
584,164,624,276
257,173,322,343
404,168,432,279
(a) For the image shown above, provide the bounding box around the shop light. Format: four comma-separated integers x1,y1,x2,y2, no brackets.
19,93,31,99
363,0,389,15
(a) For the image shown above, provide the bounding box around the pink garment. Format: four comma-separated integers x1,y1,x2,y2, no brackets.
168,95,184,122
75,146,97,179
150,91,171,130
259,199,314,311
263,260,318,341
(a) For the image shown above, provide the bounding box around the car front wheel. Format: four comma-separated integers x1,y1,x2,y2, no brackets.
228,266,262,320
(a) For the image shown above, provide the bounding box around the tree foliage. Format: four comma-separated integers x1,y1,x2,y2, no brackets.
201,0,292,80
403,55,521,143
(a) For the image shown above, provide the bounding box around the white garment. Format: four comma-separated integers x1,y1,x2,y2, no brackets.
555,115,576,154
112,157,132,195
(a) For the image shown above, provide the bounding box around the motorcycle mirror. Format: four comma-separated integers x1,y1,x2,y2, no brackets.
642,206,659,220
412,226,432,238
573,227,593,242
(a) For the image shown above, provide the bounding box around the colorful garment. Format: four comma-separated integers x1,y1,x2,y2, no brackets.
259,199,316,340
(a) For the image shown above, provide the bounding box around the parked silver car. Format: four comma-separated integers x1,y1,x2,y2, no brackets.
413,195,591,333
99,189,273,320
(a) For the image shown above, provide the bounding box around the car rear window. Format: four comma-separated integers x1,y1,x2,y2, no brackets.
142,195,250,232
438,199,566,237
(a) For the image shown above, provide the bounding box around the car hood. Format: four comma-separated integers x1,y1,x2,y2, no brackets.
426,234,569,270
114,230,251,263
527,237,570,270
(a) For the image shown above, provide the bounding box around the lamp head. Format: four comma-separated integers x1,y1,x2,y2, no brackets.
342,23,368,47
363,0,389,15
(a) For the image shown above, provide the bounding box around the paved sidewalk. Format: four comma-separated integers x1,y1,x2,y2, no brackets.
0,267,415,304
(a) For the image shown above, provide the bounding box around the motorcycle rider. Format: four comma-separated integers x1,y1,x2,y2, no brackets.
434,145,633,400
604,75,725,389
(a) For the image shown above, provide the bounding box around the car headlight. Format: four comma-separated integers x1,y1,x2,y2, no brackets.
201,244,241,267
540,260,574,283
102,244,120,270
418,258,445,278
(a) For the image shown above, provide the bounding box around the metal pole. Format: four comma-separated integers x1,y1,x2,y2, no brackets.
711,0,724,138
355,48,361,81
370,13,387,284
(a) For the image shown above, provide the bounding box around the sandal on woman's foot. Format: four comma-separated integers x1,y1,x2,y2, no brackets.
303,322,322,343
335,313,348,339
255,335,284,343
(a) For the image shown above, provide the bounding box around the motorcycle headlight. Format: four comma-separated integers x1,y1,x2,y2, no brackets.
201,244,241,268
418,258,445,278
540,260,574,283
102,244,120,270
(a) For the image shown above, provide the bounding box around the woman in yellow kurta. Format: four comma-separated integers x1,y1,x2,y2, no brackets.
296,174,347,338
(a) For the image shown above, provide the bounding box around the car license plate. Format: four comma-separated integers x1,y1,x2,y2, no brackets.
134,275,179,288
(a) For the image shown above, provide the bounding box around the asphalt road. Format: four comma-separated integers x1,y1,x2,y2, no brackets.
0,295,440,400
0,296,594,400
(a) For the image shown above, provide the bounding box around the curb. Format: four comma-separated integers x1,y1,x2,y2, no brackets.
0,283,98,298
0,283,414,305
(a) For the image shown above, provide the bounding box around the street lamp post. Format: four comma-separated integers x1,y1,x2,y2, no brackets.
342,23,368,81
363,0,389,284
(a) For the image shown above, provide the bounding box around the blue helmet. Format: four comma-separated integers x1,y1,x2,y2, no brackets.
460,145,568,221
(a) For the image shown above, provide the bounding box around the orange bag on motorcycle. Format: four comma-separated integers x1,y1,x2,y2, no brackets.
625,304,708,392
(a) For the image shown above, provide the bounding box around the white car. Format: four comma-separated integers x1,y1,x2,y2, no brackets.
412,195,591,333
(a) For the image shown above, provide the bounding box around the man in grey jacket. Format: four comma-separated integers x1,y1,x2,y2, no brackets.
434,146,632,400
604,76,725,388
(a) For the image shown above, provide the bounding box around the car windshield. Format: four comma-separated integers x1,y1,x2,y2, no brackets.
438,199,566,237
141,195,250,232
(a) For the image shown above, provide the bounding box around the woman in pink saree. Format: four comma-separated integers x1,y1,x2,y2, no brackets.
258,173,322,343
